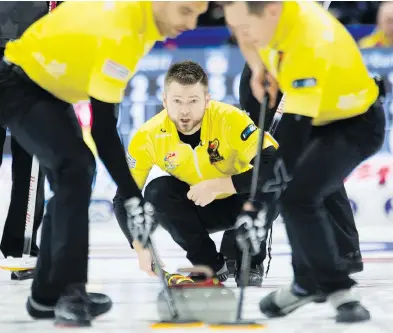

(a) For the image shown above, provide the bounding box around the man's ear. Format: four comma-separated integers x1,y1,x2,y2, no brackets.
162,92,167,109
265,2,283,18
205,93,211,107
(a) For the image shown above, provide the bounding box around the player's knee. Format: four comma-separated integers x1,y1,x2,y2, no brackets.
58,146,96,184
78,148,96,180
144,177,170,205
280,184,322,211
144,176,188,207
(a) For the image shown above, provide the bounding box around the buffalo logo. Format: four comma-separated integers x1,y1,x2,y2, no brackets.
164,152,179,170
207,139,224,164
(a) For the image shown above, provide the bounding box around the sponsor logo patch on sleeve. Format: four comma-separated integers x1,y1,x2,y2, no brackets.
126,152,136,169
240,123,257,141
102,60,130,81
292,78,317,88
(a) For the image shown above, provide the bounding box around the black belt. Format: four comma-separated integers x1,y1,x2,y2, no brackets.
0,38,14,49
374,76,386,103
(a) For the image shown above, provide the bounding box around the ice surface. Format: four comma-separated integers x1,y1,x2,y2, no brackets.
0,221,392,333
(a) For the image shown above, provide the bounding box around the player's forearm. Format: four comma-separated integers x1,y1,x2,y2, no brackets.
90,97,142,200
113,190,134,248
211,177,237,195
113,190,148,251
257,114,312,198
231,146,276,194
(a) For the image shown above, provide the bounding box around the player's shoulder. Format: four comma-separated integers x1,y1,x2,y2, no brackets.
86,2,144,33
287,2,353,66
207,101,254,139
208,100,248,120
119,1,145,21
133,109,170,138
295,2,341,47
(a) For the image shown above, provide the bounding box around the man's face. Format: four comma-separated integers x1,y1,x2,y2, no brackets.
163,81,210,135
158,2,208,38
379,3,393,43
223,2,281,48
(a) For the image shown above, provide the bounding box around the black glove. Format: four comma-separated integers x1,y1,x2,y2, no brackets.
124,197,157,247
235,201,269,256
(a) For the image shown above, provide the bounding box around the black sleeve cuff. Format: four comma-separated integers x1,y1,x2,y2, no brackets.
231,169,253,194
113,189,134,249
90,97,142,200
231,146,276,194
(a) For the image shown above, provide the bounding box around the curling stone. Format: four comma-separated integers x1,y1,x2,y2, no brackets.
157,266,237,323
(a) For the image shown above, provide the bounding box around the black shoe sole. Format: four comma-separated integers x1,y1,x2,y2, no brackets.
90,295,113,317
26,297,56,319
26,293,112,320
236,280,263,287
336,302,371,323
260,291,316,318
313,292,327,303
259,292,286,318
54,318,92,327
11,270,35,281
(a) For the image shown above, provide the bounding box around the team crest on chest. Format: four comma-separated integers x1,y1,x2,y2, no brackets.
164,152,179,170
207,139,224,164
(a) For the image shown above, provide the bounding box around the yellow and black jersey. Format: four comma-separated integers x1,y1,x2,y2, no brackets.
127,100,278,198
4,1,164,104
258,1,379,126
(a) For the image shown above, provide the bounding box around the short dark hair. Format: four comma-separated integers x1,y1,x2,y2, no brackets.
164,60,208,89
216,1,274,15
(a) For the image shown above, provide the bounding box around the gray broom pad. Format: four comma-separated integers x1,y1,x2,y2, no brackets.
157,286,237,323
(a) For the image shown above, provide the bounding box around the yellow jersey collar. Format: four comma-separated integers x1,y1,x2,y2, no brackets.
268,1,301,52
142,1,166,42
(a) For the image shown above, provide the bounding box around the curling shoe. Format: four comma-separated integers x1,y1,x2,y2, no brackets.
215,262,229,282
27,284,112,326
235,262,264,287
11,269,35,281
225,257,236,278
260,284,317,317
329,289,370,323
188,253,229,282
313,252,364,304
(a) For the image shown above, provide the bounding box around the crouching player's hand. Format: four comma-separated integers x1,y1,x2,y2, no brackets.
124,197,157,248
235,201,268,256
132,240,165,276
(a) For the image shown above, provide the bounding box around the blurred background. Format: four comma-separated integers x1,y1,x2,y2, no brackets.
1,1,393,229
198,1,381,27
